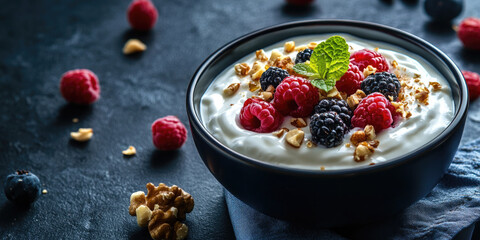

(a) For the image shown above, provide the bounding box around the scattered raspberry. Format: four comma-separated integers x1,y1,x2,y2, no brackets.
259,67,289,91
295,49,313,64
350,49,389,72
273,76,319,117
336,63,364,95
361,72,401,100
239,98,283,133
457,17,480,51
462,71,480,101
127,0,158,31
310,111,348,148
151,116,187,150
60,69,100,105
351,93,397,132
314,99,352,127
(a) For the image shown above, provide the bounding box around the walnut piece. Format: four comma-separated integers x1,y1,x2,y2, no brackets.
290,118,307,128
363,65,377,78
415,87,430,105
285,128,304,148
347,90,366,110
123,39,147,55
354,142,375,162
284,41,295,53
70,128,93,142
258,91,273,102
272,128,289,138
234,63,250,76
350,130,367,146
364,125,376,141
123,146,137,156
307,42,318,49
255,50,268,61
248,81,261,92
129,183,194,240
327,87,344,100
224,83,240,96
429,82,442,91
268,50,283,66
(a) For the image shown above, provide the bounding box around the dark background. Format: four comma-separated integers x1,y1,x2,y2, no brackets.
1,0,479,239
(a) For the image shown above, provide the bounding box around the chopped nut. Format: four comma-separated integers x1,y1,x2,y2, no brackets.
363,65,377,78
414,73,421,79
123,39,147,55
259,91,273,102
374,47,379,52
306,140,316,148
350,130,367,146
234,63,250,76
369,162,376,166
414,78,420,83
368,140,380,148
248,81,261,92
347,90,366,110
251,68,266,81
345,143,351,148
391,60,398,68
129,183,194,240
70,128,93,142
307,42,318,49
364,125,376,141
275,56,294,74
224,83,240,96
327,87,343,100
320,166,326,171
136,205,153,227
415,87,430,105
429,82,442,91
294,46,307,52
265,85,275,93
285,128,304,148
72,118,79,123
42,189,48,194
268,50,283,66
122,146,137,156
272,128,289,138
284,41,295,53
290,118,307,128
250,61,263,75
354,142,375,162
255,50,268,61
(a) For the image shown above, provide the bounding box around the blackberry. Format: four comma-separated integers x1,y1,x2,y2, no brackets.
259,67,289,91
361,72,401,100
4,170,41,205
295,49,313,64
310,111,348,148
314,99,352,127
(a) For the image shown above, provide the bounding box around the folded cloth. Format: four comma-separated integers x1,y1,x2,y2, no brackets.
226,138,480,240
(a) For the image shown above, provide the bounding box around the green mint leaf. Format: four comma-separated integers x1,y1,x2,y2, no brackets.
310,36,350,81
293,63,318,77
311,79,336,92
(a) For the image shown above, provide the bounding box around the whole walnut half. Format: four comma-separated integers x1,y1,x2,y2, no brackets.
129,183,194,240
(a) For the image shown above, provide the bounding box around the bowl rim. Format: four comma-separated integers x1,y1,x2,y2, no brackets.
186,19,468,177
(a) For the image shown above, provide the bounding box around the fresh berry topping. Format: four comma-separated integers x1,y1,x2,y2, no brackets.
361,72,401,100
127,0,158,31
239,98,283,133
314,99,352,127
310,112,348,148
462,70,480,101
350,49,389,72
259,67,289,91
151,116,187,150
295,49,313,64
4,170,41,205
60,69,100,105
424,0,463,22
336,63,364,95
273,76,320,117
457,17,480,51
351,93,397,132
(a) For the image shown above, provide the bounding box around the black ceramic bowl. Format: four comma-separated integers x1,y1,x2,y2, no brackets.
186,20,468,227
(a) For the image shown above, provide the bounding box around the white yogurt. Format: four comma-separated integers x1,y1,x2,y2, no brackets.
200,34,454,170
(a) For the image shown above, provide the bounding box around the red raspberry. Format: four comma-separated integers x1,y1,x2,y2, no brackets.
239,98,283,133
457,17,480,51
273,76,319,117
127,0,158,31
462,70,480,101
351,93,397,132
60,69,100,105
350,49,389,72
152,116,187,150
336,63,364,95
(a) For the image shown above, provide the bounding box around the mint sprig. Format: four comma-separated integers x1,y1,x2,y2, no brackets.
293,36,350,92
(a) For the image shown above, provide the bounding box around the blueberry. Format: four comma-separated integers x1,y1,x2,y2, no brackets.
4,170,41,205
424,0,463,22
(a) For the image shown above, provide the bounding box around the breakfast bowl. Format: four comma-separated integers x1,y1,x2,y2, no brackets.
186,20,468,227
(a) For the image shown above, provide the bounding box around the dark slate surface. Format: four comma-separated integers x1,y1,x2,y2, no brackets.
0,0,479,239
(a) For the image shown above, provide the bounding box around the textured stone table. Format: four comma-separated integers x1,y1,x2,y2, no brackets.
0,0,479,239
